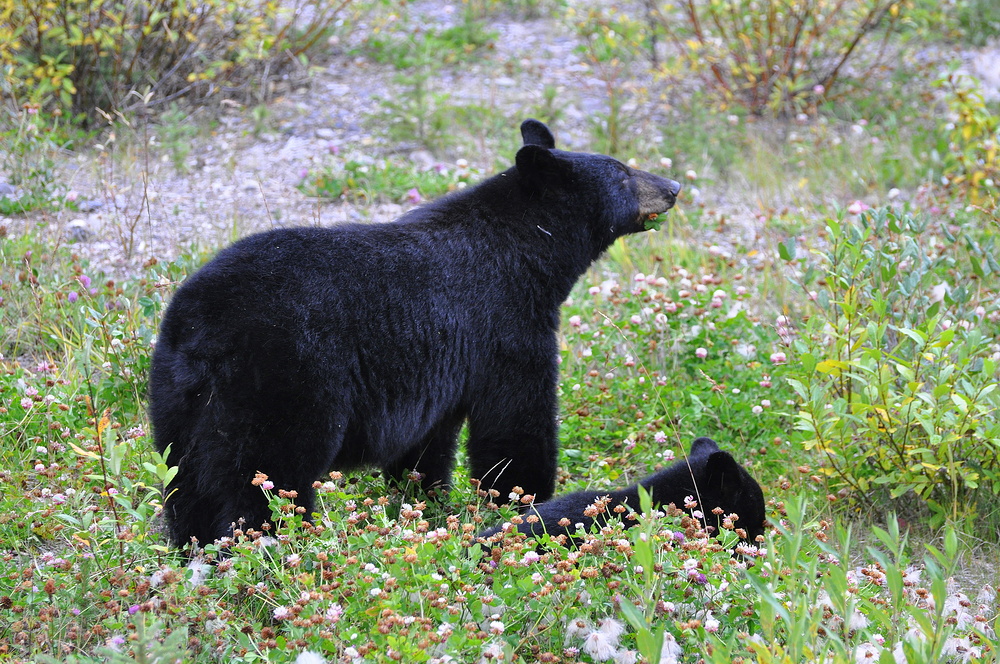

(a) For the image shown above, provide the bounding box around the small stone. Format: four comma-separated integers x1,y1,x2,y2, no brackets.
66,218,94,242
315,128,336,140
77,199,103,213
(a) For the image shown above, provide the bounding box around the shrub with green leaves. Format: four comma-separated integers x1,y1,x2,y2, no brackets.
932,71,1000,207
647,0,909,115
0,0,361,122
788,207,1000,531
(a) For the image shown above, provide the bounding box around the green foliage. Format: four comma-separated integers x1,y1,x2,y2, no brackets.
571,7,650,154
647,0,911,115
733,495,998,663
0,0,361,122
1,173,999,662
156,104,200,174
952,0,1000,45
362,7,498,153
932,71,1000,207
299,157,481,204
789,208,1000,531
656,93,746,179
0,108,88,214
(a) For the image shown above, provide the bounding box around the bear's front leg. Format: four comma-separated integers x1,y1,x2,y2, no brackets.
466,377,558,505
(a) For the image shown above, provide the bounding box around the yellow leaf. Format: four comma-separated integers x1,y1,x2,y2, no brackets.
815,359,847,374
97,408,111,439
798,177,809,189
67,441,98,459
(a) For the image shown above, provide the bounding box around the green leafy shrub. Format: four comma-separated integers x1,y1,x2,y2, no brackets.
0,0,361,122
725,495,999,664
952,0,1000,45
788,208,1000,531
932,71,1000,207
647,0,910,115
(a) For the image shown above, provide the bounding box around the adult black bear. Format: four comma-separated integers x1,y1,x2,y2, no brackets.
149,119,680,547
478,438,766,545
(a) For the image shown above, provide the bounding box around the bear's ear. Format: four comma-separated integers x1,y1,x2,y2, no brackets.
703,451,743,503
690,437,720,458
520,119,556,149
516,144,564,189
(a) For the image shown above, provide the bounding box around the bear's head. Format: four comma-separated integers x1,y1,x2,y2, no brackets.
683,436,767,544
515,119,681,250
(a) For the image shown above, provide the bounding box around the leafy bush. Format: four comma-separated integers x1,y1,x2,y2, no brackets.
788,208,1000,531
647,0,909,115
933,71,1000,207
0,0,361,122
728,495,999,664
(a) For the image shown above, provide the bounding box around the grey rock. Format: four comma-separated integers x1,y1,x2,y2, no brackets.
66,218,95,242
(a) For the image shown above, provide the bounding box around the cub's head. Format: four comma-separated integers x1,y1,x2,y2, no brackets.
515,119,681,248
686,437,767,545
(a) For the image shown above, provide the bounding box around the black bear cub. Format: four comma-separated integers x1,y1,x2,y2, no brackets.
149,119,681,547
478,438,766,544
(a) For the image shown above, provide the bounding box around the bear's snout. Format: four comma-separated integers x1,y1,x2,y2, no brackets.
635,171,681,217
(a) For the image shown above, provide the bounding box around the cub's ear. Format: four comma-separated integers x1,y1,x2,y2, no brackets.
690,437,721,457
704,451,744,503
516,144,564,190
520,119,556,148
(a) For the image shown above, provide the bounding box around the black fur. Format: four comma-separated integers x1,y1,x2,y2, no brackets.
477,438,766,544
149,119,681,547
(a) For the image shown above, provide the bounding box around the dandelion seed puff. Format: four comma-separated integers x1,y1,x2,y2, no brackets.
891,642,907,664
854,642,881,662
295,651,326,664
976,584,995,609
848,609,870,631
614,650,638,664
660,632,683,664
583,630,618,661
566,617,592,639
598,617,625,641
479,642,503,664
